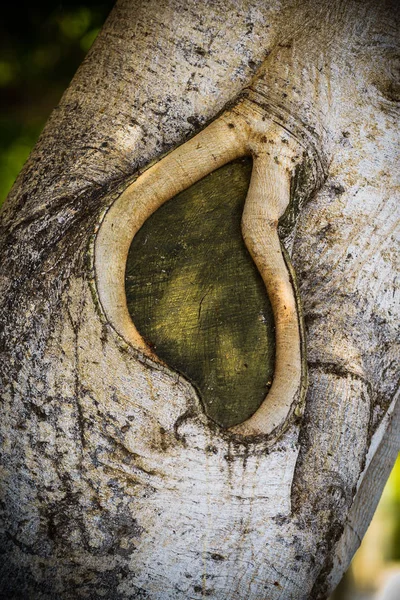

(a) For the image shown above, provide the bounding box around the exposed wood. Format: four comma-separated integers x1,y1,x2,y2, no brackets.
125,158,277,429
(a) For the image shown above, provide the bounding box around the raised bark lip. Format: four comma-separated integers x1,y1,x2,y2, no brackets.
94,99,317,440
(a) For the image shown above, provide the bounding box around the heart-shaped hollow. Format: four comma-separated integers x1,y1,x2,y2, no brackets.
95,100,308,439
125,157,276,429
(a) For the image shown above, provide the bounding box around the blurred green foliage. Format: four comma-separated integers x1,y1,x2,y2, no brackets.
386,454,400,561
0,1,113,206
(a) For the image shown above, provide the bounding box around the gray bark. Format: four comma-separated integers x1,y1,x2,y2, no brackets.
0,0,399,598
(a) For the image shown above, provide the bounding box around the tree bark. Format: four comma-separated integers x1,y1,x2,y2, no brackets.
0,0,398,598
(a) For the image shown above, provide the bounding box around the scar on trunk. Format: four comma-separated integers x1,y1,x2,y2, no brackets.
95,99,310,439
125,157,275,430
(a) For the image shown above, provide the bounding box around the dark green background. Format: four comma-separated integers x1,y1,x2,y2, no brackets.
0,1,114,206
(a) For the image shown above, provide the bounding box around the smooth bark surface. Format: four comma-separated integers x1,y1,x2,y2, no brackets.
0,0,399,598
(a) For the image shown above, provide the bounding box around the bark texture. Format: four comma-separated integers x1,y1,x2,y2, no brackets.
0,0,399,598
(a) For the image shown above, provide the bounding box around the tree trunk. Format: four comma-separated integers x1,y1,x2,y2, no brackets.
0,0,398,598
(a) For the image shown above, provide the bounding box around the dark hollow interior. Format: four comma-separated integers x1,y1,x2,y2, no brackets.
125,157,276,428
